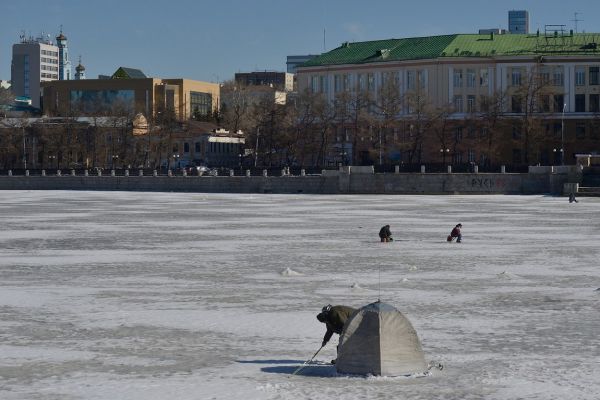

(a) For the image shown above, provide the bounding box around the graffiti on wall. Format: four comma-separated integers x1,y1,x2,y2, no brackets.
470,178,508,189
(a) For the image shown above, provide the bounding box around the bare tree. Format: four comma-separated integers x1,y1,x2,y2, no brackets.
220,80,251,134
511,63,557,165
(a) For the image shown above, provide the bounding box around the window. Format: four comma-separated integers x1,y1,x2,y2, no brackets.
512,126,521,140
590,94,600,113
479,95,489,112
343,74,350,91
466,69,476,87
190,91,212,117
407,71,415,90
311,76,319,93
576,67,586,86
553,95,565,113
183,142,190,153
539,95,550,112
592,125,600,140
467,127,476,139
480,69,489,86
453,69,463,88
553,67,564,86
454,95,463,112
467,95,476,112
455,127,463,142
195,142,201,152
453,152,463,164
334,75,342,93
367,73,375,91
467,149,476,162
511,95,522,113
357,74,364,91
575,94,586,112
320,76,329,93
590,67,599,85
576,123,586,139
382,72,390,86
511,68,521,86
554,123,562,138
418,70,427,89
480,127,488,138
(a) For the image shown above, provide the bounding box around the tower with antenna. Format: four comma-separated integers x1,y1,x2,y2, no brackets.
571,12,583,34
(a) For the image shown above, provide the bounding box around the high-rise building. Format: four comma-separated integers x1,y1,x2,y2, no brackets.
56,30,72,81
11,33,60,108
508,10,529,34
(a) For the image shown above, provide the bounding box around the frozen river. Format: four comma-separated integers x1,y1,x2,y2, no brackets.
0,191,599,399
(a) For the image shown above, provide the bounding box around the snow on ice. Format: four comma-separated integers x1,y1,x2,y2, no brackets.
0,190,599,399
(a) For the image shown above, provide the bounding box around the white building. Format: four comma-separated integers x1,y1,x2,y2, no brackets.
11,33,60,108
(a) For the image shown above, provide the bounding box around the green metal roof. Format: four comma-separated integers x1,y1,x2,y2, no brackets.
112,67,147,79
301,33,600,68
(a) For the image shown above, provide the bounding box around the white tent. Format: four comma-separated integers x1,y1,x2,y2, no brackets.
335,301,427,376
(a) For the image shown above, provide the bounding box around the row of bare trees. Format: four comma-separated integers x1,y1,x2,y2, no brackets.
219,79,513,168
2,66,598,170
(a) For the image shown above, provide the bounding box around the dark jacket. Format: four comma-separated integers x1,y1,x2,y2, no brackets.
451,226,461,237
321,305,356,345
379,225,392,239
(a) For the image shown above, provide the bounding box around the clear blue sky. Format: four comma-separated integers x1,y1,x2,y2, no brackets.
2,0,599,83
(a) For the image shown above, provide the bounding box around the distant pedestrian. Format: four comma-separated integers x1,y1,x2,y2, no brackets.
447,223,462,243
379,225,393,242
569,192,578,203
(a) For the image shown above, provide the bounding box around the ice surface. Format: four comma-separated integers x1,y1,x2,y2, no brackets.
0,191,599,399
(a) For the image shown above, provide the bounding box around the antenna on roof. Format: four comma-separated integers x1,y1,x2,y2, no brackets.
323,28,326,52
571,12,583,33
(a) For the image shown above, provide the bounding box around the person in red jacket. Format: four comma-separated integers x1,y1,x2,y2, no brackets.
448,223,462,243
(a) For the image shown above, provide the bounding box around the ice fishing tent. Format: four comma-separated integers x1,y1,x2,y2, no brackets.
335,301,427,376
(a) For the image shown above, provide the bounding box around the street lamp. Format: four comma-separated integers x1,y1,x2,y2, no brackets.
173,154,180,169
22,127,27,169
111,155,119,169
440,148,450,164
48,154,56,168
378,128,383,165
553,148,563,166
254,128,260,167
561,103,566,165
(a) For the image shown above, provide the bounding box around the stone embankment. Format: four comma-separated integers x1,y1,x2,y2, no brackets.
0,165,580,195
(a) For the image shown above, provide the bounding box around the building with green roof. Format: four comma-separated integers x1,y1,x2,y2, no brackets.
297,32,600,167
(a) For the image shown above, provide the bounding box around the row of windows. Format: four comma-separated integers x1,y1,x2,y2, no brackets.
575,66,600,86
41,49,58,57
190,91,212,116
310,70,427,94
41,73,58,79
172,141,238,154
41,65,58,72
575,94,600,112
41,57,58,64
509,67,564,87
511,122,600,141
312,65,600,94
453,93,600,114
453,69,489,88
